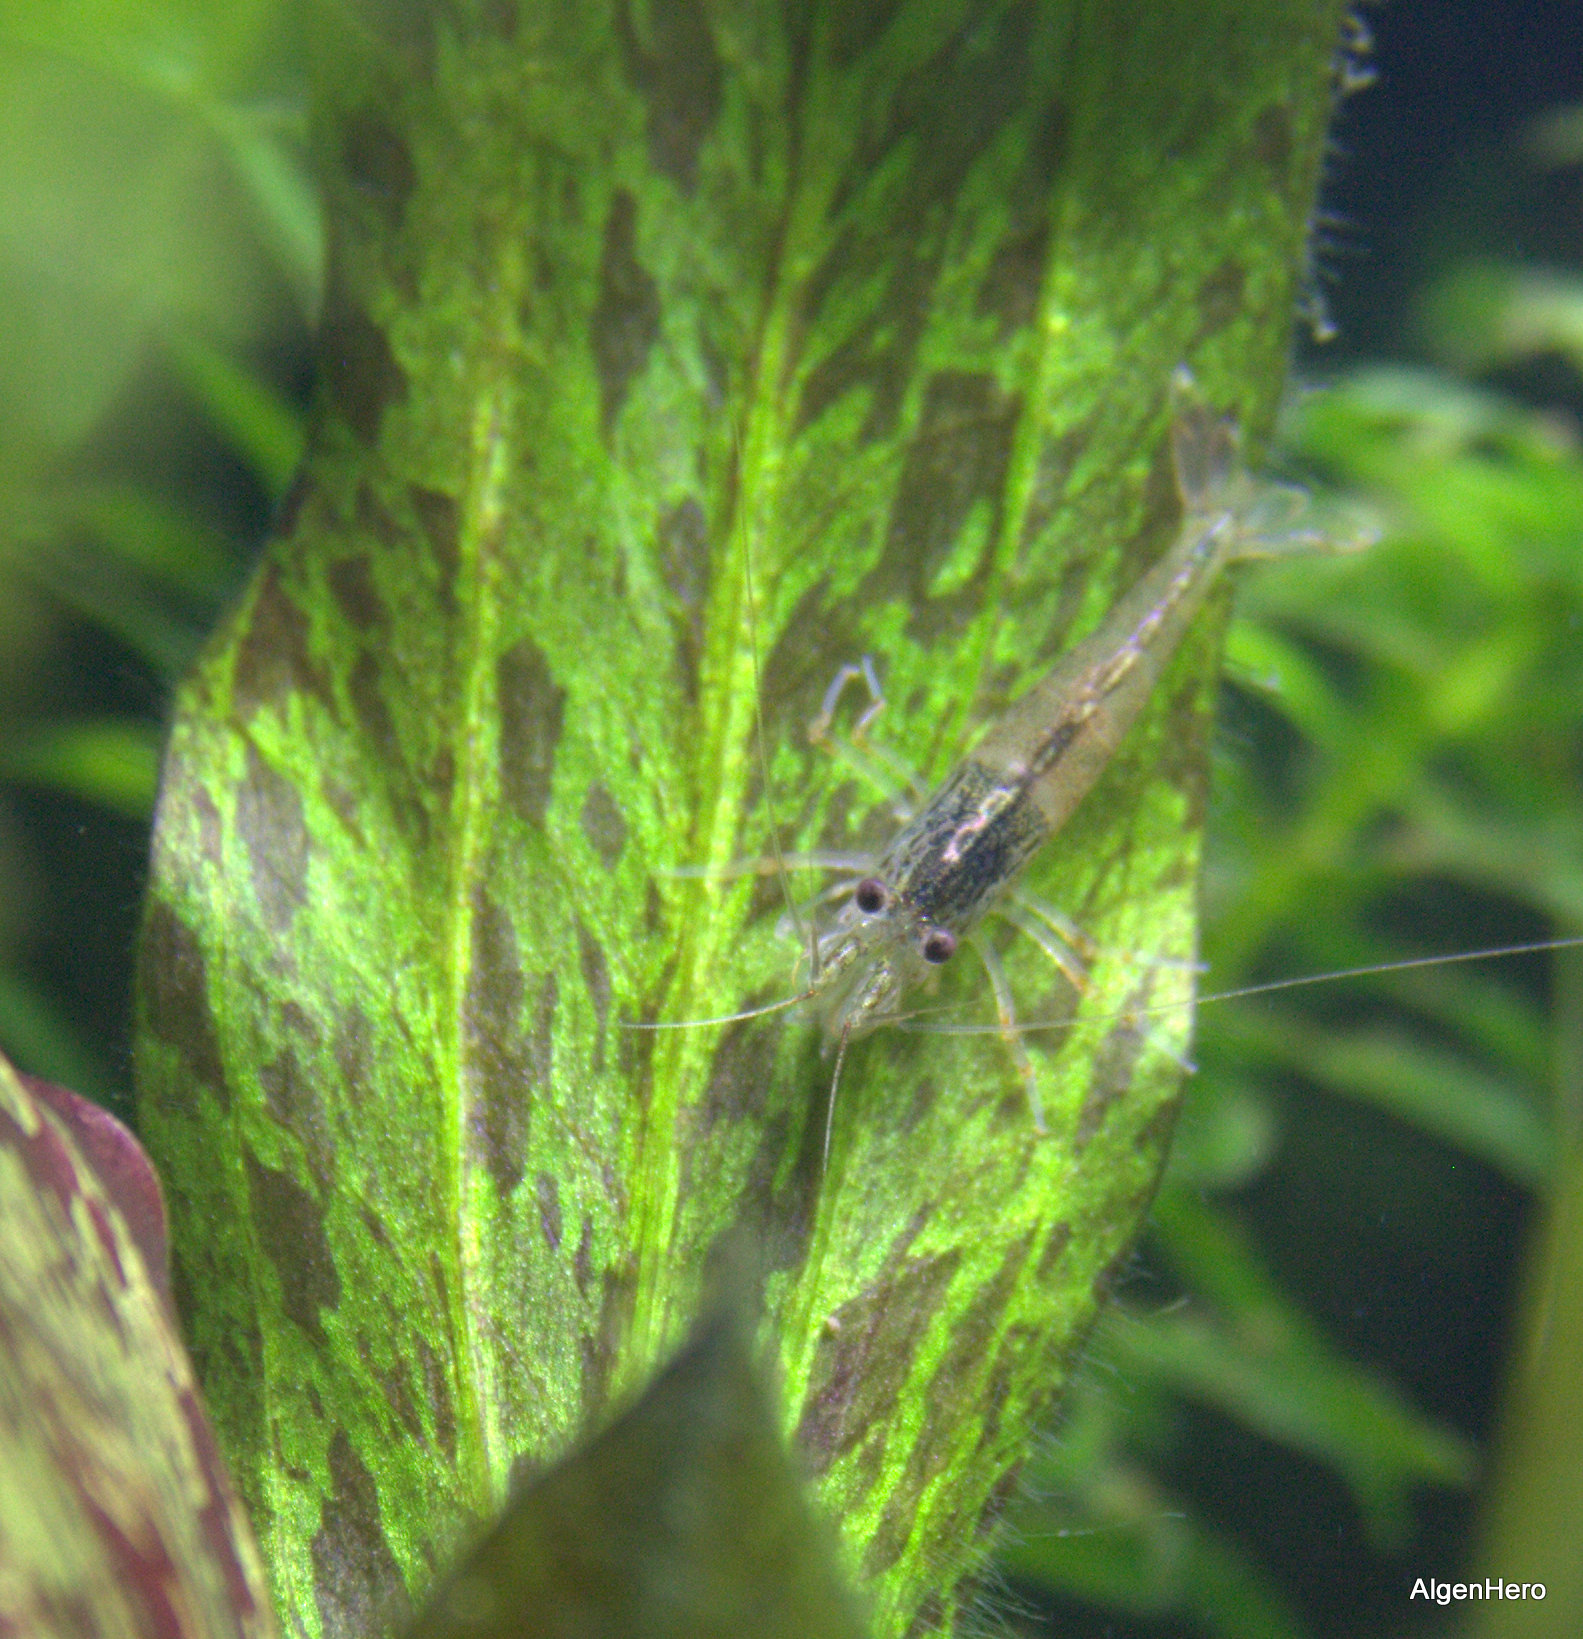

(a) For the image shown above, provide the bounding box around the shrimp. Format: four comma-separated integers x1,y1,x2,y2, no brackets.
796,371,1364,1077
640,371,1583,1169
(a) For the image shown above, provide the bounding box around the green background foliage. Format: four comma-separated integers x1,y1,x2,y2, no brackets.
3,2,1581,1637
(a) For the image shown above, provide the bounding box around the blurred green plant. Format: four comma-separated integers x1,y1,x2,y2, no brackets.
0,0,314,1106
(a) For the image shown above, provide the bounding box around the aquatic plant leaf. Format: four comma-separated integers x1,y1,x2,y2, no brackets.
410,1311,866,1639
134,3,1352,1634
0,1056,278,1638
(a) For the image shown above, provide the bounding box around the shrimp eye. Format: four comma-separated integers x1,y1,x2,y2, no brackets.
854,876,888,915
921,927,956,965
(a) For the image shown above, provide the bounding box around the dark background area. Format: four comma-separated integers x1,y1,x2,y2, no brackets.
1320,0,1583,368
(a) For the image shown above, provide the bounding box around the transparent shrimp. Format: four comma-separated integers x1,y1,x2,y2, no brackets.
793,373,1368,1079
641,371,1376,1161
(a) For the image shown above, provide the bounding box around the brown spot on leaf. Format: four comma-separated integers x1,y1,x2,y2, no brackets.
235,743,309,932
974,1326,1037,1458
245,1151,340,1346
1253,102,1294,174
574,1215,594,1296
319,286,407,445
282,1001,319,1047
977,1463,1023,1539
192,784,223,868
528,979,557,1107
796,244,931,443
579,783,627,868
659,496,709,611
1029,95,1070,189
355,481,404,551
497,637,564,826
801,8,1044,444
864,1230,1035,1577
615,0,721,189
1193,256,1247,343
414,1331,456,1461
536,1170,562,1251
259,1044,336,1190
347,650,397,762
273,465,311,537
977,224,1049,336
465,892,557,1198
1133,1093,1180,1160
1035,1219,1072,1286
327,555,385,631
880,6,1034,207
311,1431,409,1638
901,1593,947,1639
826,0,905,66
874,371,1019,618
576,920,611,1070
411,487,460,606
481,0,517,39
426,747,456,829
333,1005,371,1097
232,562,326,718
323,779,366,850
721,1109,803,1274
581,1256,637,1421
465,891,528,1195
795,1249,960,1478
658,495,709,700
381,1361,425,1445
1091,1242,1134,1308
341,112,416,223
686,1014,782,1189
591,191,660,439
1075,983,1152,1151
139,902,228,1108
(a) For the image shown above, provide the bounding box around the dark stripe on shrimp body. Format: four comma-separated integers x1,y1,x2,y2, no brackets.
878,759,1049,934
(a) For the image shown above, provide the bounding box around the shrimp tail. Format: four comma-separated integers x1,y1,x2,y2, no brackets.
1170,366,1379,564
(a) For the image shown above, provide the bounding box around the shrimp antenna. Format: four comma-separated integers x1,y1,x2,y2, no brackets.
891,935,1583,1038
627,990,814,1031
822,1022,853,1174
1185,936,1583,1012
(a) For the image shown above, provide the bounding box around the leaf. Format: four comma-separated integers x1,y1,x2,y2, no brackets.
166,333,308,502
410,1309,867,1639
0,1054,278,1638
2,716,163,819
62,481,240,604
20,1071,171,1293
1003,1495,1310,1639
20,542,204,676
1003,1365,1310,1639
133,4,1353,1634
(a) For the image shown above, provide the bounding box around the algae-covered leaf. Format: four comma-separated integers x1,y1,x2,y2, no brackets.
410,1310,866,1639
133,3,1353,1634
